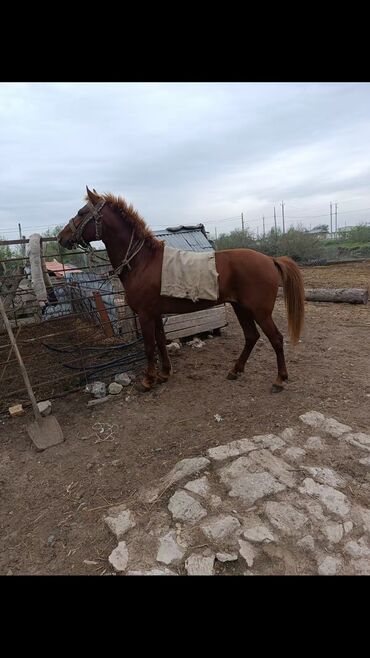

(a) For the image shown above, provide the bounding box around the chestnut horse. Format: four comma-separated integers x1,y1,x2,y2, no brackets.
58,187,305,393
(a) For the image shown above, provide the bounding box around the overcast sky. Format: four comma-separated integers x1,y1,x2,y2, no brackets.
1,82,370,241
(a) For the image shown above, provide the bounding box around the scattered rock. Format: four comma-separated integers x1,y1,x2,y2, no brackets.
168,490,207,523
344,537,370,558
298,478,350,517
357,506,370,533
156,530,185,565
343,521,353,534
114,373,131,386
165,457,210,487
238,540,256,567
47,534,56,546
37,400,52,416
188,337,205,349
349,558,370,575
299,411,326,430
305,436,326,450
127,567,177,576
184,476,210,497
167,341,181,352
243,525,275,543
104,507,136,540
216,552,238,562
219,465,286,505
304,466,346,488
297,535,315,552
284,447,306,461
214,414,223,423
90,381,107,399
265,502,308,536
185,554,215,575
318,555,342,575
208,438,257,461
108,382,123,395
321,522,343,544
8,404,25,417
359,456,370,467
344,432,370,451
108,541,129,572
252,434,286,451
280,427,296,441
201,515,241,542
299,411,351,437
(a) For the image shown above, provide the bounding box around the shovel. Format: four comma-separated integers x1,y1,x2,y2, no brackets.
0,296,64,450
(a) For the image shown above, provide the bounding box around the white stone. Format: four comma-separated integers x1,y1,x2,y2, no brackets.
185,554,215,575
243,525,275,543
108,382,123,395
299,411,326,429
299,411,351,437
167,341,181,352
284,447,306,461
209,495,223,508
343,521,353,534
91,381,107,398
251,434,286,451
265,502,308,536
304,466,346,488
216,552,238,562
165,457,210,486
280,427,296,441
184,476,210,497
297,535,315,552
238,539,256,567
37,400,52,416
104,507,136,540
305,436,326,450
359,456,370,467
318,556,341,575
114,372,131,386
220,468,286,505
127,567,177,575
201,515,241,542
350,558,370,575
322,417,352,438
298,478,350,518
168,490,207,523
207,438,257,461
344,538,370,558
156,530,185,565
108,541,129,572
300,499,326,522
357,507,370,533
245,450,296,487
321,522,343,544
344,432,370,452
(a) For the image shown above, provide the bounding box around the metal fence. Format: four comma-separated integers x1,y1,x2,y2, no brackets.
0,237,146,414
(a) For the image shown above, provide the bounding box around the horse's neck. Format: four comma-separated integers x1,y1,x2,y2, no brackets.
103,227,148,279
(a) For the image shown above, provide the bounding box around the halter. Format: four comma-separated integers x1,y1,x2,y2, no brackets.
67,199,145,278
68,199,106,249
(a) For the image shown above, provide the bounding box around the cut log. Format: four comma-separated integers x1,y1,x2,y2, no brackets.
278,287,368,304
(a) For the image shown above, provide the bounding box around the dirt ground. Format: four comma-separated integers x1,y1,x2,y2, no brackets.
1,262,369,575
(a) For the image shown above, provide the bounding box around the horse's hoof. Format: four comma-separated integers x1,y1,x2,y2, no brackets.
135,381,152,393
271,384,284,394
227,372,238,380
157,373,169,384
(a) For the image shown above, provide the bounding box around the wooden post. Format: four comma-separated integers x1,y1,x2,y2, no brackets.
93,291,114,337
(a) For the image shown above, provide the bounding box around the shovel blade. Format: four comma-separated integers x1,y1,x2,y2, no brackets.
27,415,64,451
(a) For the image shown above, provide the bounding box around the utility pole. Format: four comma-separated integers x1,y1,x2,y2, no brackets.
281,202,285,234
215,226,218,241
241,212,244,233
335,203,338,236
274,206,277,233
330,202,333,235
262,216,265,238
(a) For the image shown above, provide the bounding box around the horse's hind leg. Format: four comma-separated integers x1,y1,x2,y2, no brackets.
155,316,172,383
227,304,260,380
255,313,288,393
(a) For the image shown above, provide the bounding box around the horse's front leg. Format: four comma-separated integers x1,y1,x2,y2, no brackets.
137,313,157,391
155,316,172,383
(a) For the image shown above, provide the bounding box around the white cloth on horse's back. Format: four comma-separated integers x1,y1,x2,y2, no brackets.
160,246,219,302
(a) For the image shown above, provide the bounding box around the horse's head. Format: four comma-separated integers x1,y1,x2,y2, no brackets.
58,187,105,249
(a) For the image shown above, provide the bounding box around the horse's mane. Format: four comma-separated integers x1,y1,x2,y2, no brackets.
86,192,160,249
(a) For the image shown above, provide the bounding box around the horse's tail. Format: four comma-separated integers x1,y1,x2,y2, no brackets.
273,256,305,345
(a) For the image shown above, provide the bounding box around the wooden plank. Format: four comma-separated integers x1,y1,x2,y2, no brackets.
92,291,114,337
165,318,228,340
163,306,226,326
164,308,226,334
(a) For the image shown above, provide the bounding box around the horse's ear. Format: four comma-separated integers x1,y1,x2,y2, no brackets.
86,186,99,205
